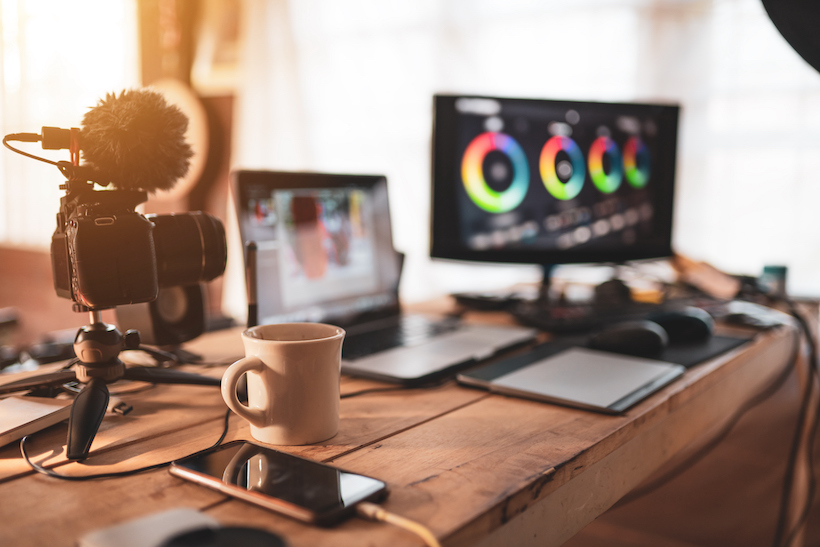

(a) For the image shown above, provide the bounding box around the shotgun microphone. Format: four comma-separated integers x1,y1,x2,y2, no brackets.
5,89,193,192
80,89,193,192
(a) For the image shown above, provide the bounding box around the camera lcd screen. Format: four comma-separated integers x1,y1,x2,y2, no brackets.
172,441,387,515
431,95,679,265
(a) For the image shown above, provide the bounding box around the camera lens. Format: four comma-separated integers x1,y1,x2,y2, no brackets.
149,212,227,287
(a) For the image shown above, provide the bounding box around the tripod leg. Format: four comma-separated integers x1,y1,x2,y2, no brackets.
66,377,110,461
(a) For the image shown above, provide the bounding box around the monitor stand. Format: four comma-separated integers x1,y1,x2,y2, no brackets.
536,264,556,304
536,263,631,307
452,262,635,321
507,263,649,333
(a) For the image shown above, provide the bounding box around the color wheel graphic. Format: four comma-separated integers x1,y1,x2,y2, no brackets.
588,136,623,194
461,132,529,213
540,135,585,200
624,137,651,188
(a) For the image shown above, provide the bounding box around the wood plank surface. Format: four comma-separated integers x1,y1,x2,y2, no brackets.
0,371,228,482
330,327,795,547
473,327,797,547
0,313,801,547
0,382,487,546
564,359,804,547
0,325,482,478
0,324,489,546
191,328,796,547
563,301,820,547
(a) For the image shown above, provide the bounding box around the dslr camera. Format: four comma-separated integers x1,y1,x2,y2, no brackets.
50,179,226,311
5,90,227,311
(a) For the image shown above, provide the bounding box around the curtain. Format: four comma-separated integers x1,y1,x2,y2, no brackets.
232,0,820,301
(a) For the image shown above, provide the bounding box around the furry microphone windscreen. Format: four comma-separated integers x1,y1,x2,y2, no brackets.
80,89,194,192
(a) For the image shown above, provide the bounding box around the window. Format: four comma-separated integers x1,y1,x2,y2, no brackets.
0,0,139,247
234,0,820,300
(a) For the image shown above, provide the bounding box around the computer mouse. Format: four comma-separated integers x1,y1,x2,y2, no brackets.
588,320,669,358
646,307,714,344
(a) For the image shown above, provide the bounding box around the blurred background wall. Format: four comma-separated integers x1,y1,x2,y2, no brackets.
2,0,820,334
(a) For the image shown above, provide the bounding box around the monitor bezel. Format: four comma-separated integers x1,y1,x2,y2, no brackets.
430,94,679,265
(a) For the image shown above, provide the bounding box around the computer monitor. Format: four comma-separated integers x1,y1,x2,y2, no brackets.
430,94,679,280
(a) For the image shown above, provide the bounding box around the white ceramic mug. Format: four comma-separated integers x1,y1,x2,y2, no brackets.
221,323,345,445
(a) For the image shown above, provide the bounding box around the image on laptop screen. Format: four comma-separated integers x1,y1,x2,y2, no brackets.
233,171,401,326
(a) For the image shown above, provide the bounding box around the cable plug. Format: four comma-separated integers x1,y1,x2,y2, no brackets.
107,396,133,416
355,502,441,547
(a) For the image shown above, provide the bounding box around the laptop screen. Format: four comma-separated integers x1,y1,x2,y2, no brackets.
232,171,401,326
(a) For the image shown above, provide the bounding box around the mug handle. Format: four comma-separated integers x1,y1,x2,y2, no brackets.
221,357,267,427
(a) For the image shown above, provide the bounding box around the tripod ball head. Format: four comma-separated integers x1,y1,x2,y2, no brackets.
74,323,123,364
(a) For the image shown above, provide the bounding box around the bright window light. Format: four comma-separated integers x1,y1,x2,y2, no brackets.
0,0,139,247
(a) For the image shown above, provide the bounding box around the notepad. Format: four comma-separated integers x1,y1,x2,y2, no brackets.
457,346,685,414
0,396,71,447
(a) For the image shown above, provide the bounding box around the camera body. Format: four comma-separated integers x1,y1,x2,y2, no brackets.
51,180,226,310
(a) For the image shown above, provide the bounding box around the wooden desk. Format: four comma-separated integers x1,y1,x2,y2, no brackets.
0,303,802,547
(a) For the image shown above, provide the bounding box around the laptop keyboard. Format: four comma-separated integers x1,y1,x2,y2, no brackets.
342,315,460,361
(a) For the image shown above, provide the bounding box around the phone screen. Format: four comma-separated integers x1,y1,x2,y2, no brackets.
171,441,387,523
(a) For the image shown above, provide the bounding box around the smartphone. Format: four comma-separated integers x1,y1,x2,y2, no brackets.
170,440,388,526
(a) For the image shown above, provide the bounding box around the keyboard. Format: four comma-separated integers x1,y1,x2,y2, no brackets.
341,315,461,361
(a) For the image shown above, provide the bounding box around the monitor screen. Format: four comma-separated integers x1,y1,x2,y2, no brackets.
430,95,679,266
232,171,401,326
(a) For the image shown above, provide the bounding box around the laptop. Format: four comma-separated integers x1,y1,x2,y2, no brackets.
232,170,537,385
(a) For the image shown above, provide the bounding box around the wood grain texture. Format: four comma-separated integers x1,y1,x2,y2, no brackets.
563,303,820,547
564,367,803,547
473,327,798,547
0,310,805,547
206,328,797,547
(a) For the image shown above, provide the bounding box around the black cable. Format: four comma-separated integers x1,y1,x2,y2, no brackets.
783,390,820,546
615,324,802,506
60,357,80,371
341,386,409,399
341,378,452,399
783,406,819,547
614,290,818,544
773,299,819,547
60,380,157,398
19,409,232,481
134,345,179,367
2,134,59,166
198,357,245,370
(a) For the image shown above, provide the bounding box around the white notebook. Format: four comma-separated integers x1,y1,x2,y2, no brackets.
0,396,71,447
458,346,685,414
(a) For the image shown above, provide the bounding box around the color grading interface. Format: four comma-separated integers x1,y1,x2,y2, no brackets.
447,96,678,256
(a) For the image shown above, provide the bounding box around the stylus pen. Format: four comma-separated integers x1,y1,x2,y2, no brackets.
245,241,258,328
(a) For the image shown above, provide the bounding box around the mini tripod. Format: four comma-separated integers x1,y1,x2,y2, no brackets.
0,310,220,460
